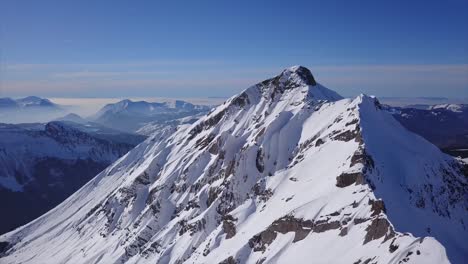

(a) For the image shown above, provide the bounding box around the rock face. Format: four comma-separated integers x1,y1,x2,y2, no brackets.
0,66,466,264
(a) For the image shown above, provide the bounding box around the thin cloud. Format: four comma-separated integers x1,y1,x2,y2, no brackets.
1,63,467,98
3,59,224,72
51,70,172,79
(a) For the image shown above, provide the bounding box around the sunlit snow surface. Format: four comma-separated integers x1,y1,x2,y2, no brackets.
0,66,466,264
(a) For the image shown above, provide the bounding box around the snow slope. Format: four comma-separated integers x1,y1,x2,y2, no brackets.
0,66,466,264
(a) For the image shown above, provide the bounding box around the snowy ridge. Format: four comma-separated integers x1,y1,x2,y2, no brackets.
428,104,466,113
0,66,466,264
0,121,136,191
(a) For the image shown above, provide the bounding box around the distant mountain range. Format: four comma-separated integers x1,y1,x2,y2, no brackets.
0,96,65,124
90,99,211,132
384,104,468,151
0,96,59,109
0,121,146,234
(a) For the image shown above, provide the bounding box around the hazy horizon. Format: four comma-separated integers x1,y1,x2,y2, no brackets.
1,0,467,99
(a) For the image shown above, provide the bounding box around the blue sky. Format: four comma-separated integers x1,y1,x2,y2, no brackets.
1,0,467,98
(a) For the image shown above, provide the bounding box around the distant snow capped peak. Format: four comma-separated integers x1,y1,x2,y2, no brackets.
429,103,466,113
91,99,211,132
16,96,56,107
0,96,58,109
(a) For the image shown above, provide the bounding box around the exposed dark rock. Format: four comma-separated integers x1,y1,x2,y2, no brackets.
354,257,375,264
329,211,340,216
196,133,216,150
374,99,382,110
146,185,165,204
225,160,236,178
222,215,237,239
248,215,344,252
332,129,359,142
369,199,386,216
336,172,365,187
291,66,317,86
339,227,348,236
231,92,250,107
389,238,399,253
399,251,414,263
346,119,359,126
216,189,236,216
258,66,316,101
185,199,200,211
118,186,138,206
148,204,160,216
299,134,319,153
460,163,468,179
249,216,313,252
173,183,187,194
188,109,227,141
315,138,325,147
206,187,220,207
134,171,151,185
334,116,343,124
141,241,161,257
252,183,273,202
350,148,375,169
0,241,11,256
256,148,265,173
85,203,102,219
219,256,237,264
255,127,266,143
354,218,368,225
208,140,220,154
179,219,206,236
203,241,211,256
363,218,391,244
313,220,340,233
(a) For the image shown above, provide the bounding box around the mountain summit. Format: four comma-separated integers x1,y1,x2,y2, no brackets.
276,65,317,86
0,67,466,264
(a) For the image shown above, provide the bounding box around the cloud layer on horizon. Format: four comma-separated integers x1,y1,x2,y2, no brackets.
1,61,467,99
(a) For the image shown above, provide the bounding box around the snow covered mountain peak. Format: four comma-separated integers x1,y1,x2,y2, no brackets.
278,65,317,86
0,68,466,263
214,66,342,123
252,65,342,102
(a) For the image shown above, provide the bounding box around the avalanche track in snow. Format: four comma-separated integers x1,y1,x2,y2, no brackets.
0,66,466,264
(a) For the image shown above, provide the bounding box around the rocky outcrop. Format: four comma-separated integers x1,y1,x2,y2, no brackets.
248,215,343,252
336,172,365,187
363,218,394,244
